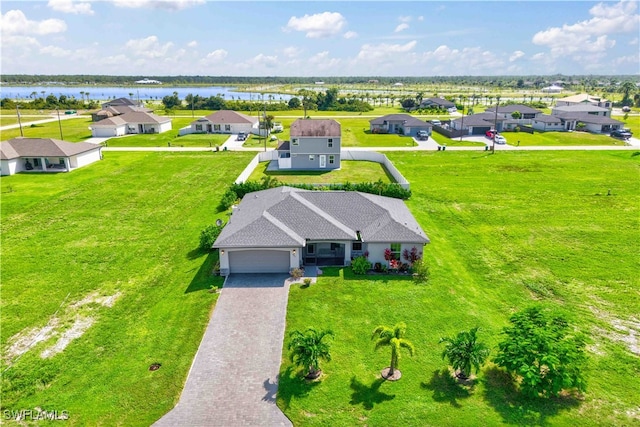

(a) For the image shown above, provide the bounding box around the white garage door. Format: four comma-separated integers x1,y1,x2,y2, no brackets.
229,250,290,274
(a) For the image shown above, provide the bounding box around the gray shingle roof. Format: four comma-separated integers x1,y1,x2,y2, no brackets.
554,113,623,125
369,114,432,127
290,119,340,137
421,97,455,108
451,113,495,127
533,115,563,124
0,138,101,160
485,104,542,114
214,187,429,248
553,105,609,113
90,111,170,127
198,110,259,125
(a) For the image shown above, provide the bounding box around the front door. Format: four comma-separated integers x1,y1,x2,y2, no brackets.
319,155,326,168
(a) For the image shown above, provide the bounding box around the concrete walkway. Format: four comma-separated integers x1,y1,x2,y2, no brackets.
154,274,292,427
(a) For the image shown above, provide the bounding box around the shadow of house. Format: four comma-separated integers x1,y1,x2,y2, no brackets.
184,251,223,293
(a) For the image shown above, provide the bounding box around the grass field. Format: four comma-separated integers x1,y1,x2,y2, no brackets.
248,160,393,184
0,151,253,426
1,117,94,142
502,130,627,146
278,150,640,426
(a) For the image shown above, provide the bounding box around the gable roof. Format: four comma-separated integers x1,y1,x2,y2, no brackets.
451,113,496,127
290,119,341,137
197,110,259,125
553,113,623,125
214,187,429,248
102,97,140,107
90,111,170,127
421,97,456,107
369,114,432,127
1,138,101,160
533,115,563,123
485,104,542,114
557,93,608,104
552,105,610,113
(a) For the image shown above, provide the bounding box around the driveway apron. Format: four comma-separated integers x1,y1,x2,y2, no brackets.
154,274,293,427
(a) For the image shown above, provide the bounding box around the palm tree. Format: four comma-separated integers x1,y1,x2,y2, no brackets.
439,327,490,380
288,328,334,379
372,322,415,380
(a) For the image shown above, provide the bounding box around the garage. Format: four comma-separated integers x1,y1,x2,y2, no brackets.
228,250,290,274
471,126,491,135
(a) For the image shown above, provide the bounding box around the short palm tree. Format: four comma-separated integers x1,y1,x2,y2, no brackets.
288,328,334,379
439,327,490,379
371,322,415,379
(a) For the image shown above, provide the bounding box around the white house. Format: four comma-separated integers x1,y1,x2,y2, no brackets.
89,111,172,137
531,115,565,132
555,93,612,109
181,110,259,136
1,137,102,176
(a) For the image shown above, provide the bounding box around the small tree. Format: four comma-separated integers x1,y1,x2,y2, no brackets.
288,328,334,379
439,327,490,380
372,322,415,380
351,256,371,275
494,306,587,398
511,110,522,120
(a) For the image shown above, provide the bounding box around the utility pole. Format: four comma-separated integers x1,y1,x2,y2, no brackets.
16,104,23,137
56,108,64,140
491,96,500,153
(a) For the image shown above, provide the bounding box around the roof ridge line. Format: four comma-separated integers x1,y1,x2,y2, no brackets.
290,192,356,238
262,210,306,245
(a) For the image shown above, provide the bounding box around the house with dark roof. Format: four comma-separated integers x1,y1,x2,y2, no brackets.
548,105,623,133
484,104,543,131
184,110,260,136
420,97,456,111
531,115,564,132
213,186,429,275
89,111,172,137
276,119,341,170
450,113,496,135
1,137,102,176
369,114,432,138
101,97,143,109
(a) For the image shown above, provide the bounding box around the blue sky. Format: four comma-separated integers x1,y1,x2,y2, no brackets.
2,0,639,76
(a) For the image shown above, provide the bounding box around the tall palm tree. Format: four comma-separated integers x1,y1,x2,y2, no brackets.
372,322,415,379
288,328,334,379
439,327,490,379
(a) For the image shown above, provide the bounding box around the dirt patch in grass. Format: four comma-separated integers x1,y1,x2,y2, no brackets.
41,316,95,359
589,306,640,355
4,318,59,362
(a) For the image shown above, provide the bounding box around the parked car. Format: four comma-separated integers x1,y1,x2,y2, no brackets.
622,106,631,113
416,130,429,140
486,129,497,138
494,135,507,144
236,132,247,141
430,119,442,126
611,129,632,139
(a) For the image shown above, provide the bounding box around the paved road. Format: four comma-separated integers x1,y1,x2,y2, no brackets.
154,274,292,427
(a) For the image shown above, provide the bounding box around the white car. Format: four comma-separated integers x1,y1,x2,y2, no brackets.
494,135,507,144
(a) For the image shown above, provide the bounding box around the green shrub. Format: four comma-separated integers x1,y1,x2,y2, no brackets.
218,189,239,211
291,267,304,279
351,256,371,275
303,278,312,286
411,259,430,284
199,223,224,251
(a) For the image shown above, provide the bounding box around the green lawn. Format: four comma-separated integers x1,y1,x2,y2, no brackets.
1,117,94,142
248,160,393,184
430,133,487,147
502,130,627,146
0,151,253,426
278,151,640,426
613,114,640,136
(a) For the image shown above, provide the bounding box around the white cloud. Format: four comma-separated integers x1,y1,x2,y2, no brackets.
284,12,346,38
356,40,417,63
124,35,174,58
419,45,504,75
395,23,409,33
247,53,279,68
204,49,228,61
343,31,358,39
111,0,205,11
308,51,341,70
629,37,639,45
532,0,639,57
531,52,545,61
187,40,198,48
1,9,67,36
48,0,94,15
40,45,72,57
509,50,525,62
282,46,301,58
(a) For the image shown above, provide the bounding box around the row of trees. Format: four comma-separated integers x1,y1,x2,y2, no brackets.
291,306,587,399
0,94,98,110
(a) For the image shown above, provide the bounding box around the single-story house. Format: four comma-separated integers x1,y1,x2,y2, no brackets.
553,113,624,133
369,114,432,137
450,113,497,134
89,111,172,137
420,97,456,110
101,97,144,109
92,105,153,122
555,93,611,109
531,115,565,132
183,110,259,136
213,186,429,275
277,119,341,170
1,137,102,176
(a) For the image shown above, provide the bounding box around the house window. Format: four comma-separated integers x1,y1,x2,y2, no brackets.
33,158,41,167
225,124,231,131
195,124,202,131
214,124,221,131
328,138,333,148
309,155,315,161
292,138,299,145
329,155,335,164
59,158,65,165
352,242,362,251
390,243,401,260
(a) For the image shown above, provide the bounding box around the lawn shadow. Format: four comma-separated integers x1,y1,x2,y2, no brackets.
277,366,321,410
184,251,223,293
420,369,473,408
481,366,583,426
349,376,395,410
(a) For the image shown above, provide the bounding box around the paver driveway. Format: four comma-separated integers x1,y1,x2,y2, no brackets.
154,274,293,427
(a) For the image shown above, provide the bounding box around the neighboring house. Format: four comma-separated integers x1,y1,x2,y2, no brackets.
484,104,542,130
550,104,622,133
555,93,612,109
450,113,496,134
541,84,563,93
184,110,259,136
101,97,144,109
531,115,565,132
552,104,611,117
213,186,429,275
93,98,151,122
369,114,432,138
1,137,102,176
420,97,456,110
89,111,172,137
277,119,341,170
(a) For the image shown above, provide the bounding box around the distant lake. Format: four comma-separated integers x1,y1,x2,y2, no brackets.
0,85,293,102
